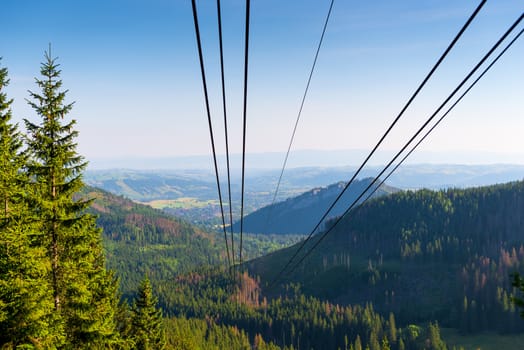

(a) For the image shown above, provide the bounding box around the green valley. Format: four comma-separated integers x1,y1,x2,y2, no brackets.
85,179,524,349
2,4,524,347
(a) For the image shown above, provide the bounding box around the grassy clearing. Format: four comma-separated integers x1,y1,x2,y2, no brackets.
442,328,524,350
144,197,220,209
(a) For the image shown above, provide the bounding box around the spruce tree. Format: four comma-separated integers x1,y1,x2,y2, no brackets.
0,58,24,219
387,312,397,344
0,58,57,348
131,276,166,350
24,49,120,348
427,322,446,350
115,298,135,349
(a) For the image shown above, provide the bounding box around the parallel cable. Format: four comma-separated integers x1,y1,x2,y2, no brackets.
264,0,335,233
358,27,524,214
284,14,524,278
239,0,251,269
269,0,487,285
191,0,232,269
216,0,236,268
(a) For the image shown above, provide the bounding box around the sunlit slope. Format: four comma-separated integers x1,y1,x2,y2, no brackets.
249,180,524,333
234,178,398,234
81,187,222,296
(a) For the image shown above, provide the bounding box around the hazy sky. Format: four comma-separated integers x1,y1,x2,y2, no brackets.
2,0,523,168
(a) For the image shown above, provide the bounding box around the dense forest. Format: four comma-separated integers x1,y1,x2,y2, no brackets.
249,181,524,335
158,266,454,350
0,51,291,349
82,186,303,300
81,186,222,299
2,53,524,349
0,53,121,347
0,53,436,349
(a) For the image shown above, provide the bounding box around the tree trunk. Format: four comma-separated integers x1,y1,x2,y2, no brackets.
51,173,60,310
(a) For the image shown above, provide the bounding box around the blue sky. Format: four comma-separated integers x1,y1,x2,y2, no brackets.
1,0,523,168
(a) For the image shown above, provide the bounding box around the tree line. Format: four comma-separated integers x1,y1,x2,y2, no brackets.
248,181,524,334
0,51,292,350
158,266,453,350
0,53,170,348
5,50,522,349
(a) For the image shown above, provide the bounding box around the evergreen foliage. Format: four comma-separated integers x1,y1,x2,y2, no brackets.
2,48,523,349
21,49,120,348
131,276,166,349
158,267,445,350
250,181,524,334
426,322,446,350
0,57,57,348
81,186,224,300
0,58,25,219
511,273,524,318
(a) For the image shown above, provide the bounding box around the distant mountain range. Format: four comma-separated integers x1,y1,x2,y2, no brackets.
85,164,524,202
232,178,398,235
84,170,218,202
87,149,524,170
85,164,524,230
84,177,524,340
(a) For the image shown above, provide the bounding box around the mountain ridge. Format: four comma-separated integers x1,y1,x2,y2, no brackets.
232,177,398,235
248,180,524,333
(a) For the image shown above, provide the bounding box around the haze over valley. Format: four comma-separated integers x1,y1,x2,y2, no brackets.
1,0,523,348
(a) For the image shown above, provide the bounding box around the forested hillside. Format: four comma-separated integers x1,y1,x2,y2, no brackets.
81,186,223,298
85,169,308,228
159,267,451,350
233,178,398,235
0,52,286,349
0,53,122,347
81,186,302,298
249,180,524,334
77,186,453,349
84,165,524,231
2,51,523,349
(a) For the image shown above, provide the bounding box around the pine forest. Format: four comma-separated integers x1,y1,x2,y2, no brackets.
1,4,524,348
